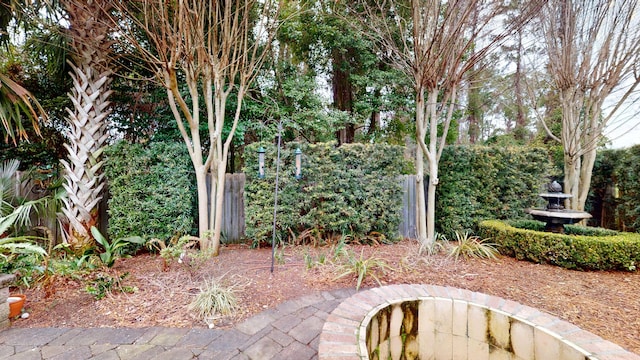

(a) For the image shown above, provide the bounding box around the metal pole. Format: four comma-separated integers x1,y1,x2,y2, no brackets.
271,120,283,273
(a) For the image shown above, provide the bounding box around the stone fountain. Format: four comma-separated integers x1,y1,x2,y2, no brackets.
526,180,591,233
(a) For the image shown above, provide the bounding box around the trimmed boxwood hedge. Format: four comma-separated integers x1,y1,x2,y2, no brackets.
506,219,621,236
478,220,640,271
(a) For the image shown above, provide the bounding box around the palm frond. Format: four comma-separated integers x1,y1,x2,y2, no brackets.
0,159,20,215
0,73,47,144
0,238,47,257
0,211,18,235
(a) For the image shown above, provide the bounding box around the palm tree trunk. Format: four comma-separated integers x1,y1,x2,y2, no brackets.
60,0,113,251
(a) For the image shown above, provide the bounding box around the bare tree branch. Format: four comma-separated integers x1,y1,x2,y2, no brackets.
347,0,544,245
540,0,640,210
103,0,282,254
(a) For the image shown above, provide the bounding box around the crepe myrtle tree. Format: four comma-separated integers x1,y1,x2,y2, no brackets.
104,0,281,255
538,0,640,211
346,0,543,247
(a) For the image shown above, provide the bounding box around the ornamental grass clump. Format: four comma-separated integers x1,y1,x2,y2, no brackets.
335,249,394,291
189,278,239,328
448,231,499,260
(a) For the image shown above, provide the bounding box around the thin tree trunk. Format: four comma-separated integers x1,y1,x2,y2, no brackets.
415,87,427,245
577,147,597,211
467,76,481,144
427,158,438,243
211,164,227,255
514,29,526,139
368,87,381,136
426,90,439,244
194,166,210,248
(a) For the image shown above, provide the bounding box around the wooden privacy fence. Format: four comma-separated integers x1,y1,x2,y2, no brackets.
219,174,419,243
12,172,417,244
209,173,246,243
398,175,419,239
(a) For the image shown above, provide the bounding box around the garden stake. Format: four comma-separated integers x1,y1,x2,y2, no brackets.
271,120,283,273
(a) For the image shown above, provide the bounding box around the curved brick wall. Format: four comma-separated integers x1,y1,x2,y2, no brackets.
318,284,640,360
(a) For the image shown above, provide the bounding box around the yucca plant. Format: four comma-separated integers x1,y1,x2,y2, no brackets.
448,231,499,260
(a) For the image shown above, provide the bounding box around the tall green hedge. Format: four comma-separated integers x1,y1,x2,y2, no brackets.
616,146,640,230
436,146,554,235
104,141,195,241
590,145,640,231
244,142,407,245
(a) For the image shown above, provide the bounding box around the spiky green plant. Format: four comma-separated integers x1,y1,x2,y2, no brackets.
1,160,48,261
0,73,46,144
448,231,499,260
335,249,393,291
419,232,448,256
1,160,65,245
332,235,350,261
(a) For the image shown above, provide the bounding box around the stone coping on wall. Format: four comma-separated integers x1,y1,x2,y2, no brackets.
318,284,640,360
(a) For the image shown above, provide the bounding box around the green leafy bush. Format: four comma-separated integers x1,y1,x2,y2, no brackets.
589,145,640,231
90,226,145,267
244,142,407,245
104,141,195,242
436,146,555,236
479,220,640,271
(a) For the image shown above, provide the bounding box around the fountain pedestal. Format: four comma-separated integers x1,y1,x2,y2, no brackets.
526,181,591,233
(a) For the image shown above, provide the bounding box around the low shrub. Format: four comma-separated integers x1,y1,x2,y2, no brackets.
479,220,640,271
506,219,621,236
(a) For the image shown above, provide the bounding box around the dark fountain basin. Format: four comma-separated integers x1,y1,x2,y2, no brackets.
525,181,591,233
